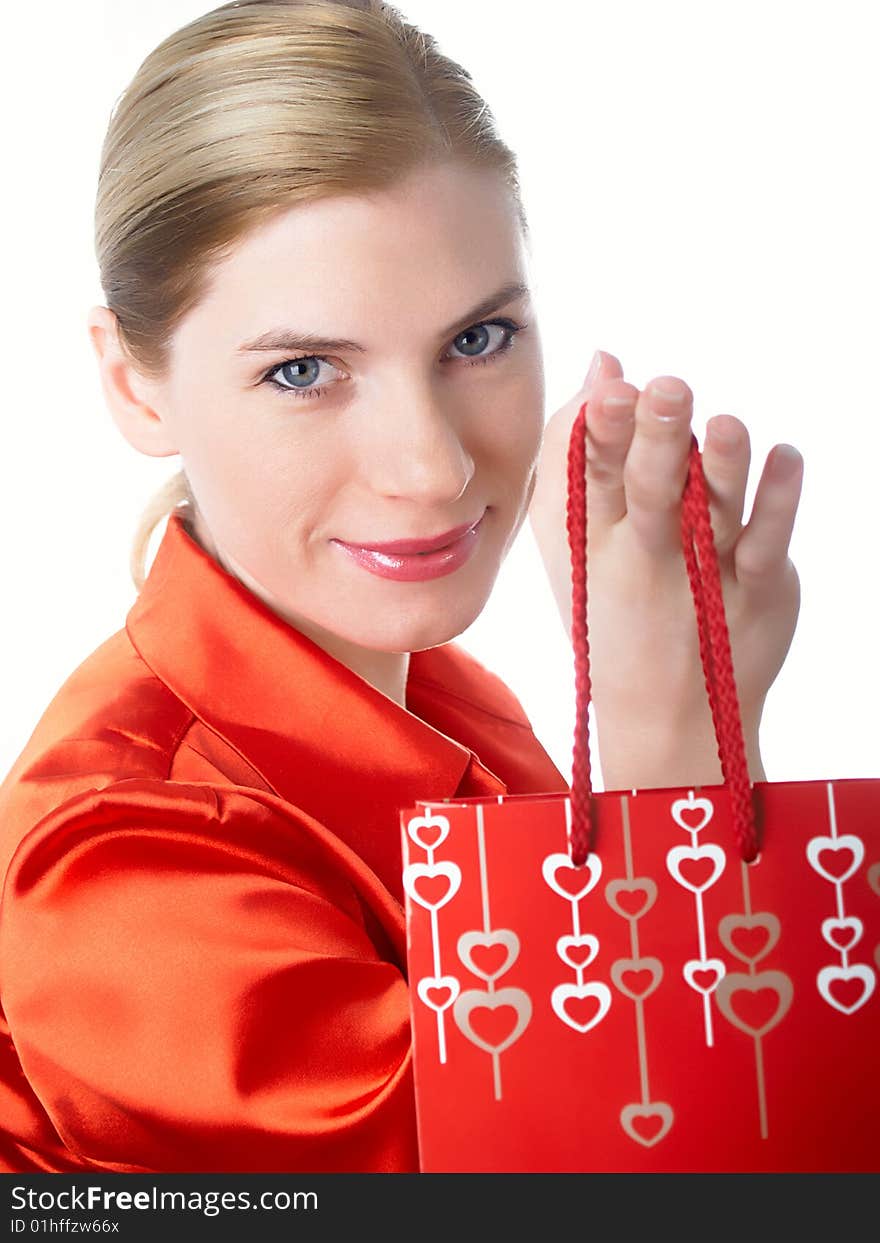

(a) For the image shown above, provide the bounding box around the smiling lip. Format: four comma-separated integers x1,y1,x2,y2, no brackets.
331,510,487,582
336,511,487,555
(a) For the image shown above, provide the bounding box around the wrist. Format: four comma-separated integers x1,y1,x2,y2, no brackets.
595,699,766,791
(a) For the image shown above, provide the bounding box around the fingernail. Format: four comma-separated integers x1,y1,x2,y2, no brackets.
650,379,689,404
771,444,803,478
708,415,741,449
584,350,602,389
603,394,635,422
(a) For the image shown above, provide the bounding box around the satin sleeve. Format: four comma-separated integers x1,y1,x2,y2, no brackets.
0,778,419,1173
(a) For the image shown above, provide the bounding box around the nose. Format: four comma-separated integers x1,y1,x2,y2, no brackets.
362,381,475,506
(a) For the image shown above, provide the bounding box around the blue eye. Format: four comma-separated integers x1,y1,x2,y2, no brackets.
261,317,528,402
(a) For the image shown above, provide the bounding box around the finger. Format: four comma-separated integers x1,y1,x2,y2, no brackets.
699,414,752,557
584,379,640,528
622,376,695,555
540,349,625,464
528,349,627,546
582,348,624,396
734,443,805,589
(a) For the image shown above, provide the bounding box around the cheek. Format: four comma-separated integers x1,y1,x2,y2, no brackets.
483,384,545,473
179,402,305,498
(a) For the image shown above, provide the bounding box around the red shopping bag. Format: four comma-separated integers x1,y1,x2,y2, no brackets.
399,401,880,1173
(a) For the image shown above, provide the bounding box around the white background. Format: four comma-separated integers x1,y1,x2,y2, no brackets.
2,0,877,787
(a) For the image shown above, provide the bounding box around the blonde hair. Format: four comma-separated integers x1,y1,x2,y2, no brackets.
93,0,529,591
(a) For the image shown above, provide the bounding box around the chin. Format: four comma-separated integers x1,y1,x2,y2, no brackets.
356,594,489,654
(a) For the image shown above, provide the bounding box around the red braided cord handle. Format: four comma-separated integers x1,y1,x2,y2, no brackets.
565,399,759,867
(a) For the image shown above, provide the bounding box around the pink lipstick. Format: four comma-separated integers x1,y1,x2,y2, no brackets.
332,510,487,582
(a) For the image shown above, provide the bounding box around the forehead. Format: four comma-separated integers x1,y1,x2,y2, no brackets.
187,163,528,343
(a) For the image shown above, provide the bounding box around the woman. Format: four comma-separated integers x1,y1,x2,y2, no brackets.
0,0,803,1173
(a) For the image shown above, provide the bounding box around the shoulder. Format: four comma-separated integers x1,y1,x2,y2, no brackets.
1,625,193,791
2,777,392,924
0,628,196,885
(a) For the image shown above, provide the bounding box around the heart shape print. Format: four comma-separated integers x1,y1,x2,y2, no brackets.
715,970,793,1038
718,912,780,964
620,1102,674,1148
542,851,602,902
610,957,663,1001
550,981,612,1033
405,810,450,852
556,934,600,971
817,964,876,1015
416,975,460,1013
670,793,715,834
821,916,864,953
683,957,726,995
605,877,658,922
666,843,726,894
403,860,461,911
866,861,880,898
458,930,520,982
806,834,865,885
453,987,532,1055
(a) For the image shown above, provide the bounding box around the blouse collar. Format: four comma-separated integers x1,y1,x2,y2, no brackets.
125,511,528,835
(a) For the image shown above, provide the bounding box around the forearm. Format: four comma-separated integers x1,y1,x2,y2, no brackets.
595,698,766,791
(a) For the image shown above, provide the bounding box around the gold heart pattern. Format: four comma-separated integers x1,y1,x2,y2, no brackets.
867,861,880,898
454,987,532,1055
620,1102,674,1148
605,877,658,922
458,929,520,982
715,970,794,1038
718,912,781,964
610,957,663,1002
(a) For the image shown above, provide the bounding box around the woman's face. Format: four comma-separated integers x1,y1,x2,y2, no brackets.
142,161,544,656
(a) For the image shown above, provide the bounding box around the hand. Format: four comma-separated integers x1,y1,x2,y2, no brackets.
527,351,804,788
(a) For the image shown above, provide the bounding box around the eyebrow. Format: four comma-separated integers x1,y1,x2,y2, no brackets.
235,280,532,355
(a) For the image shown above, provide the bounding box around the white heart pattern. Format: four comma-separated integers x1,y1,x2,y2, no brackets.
550,981,612,1033
821,916,864,953
670,792,715,835
402,860,462,911
416,975,461,1013
683,957,726,995
541,851,602,902
816,964,876,1015
405,810,451,852
806,834,865,886
666,843,726,894
556,934,600,972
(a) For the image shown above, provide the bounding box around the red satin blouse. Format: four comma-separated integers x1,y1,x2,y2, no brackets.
0,511,569,1173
